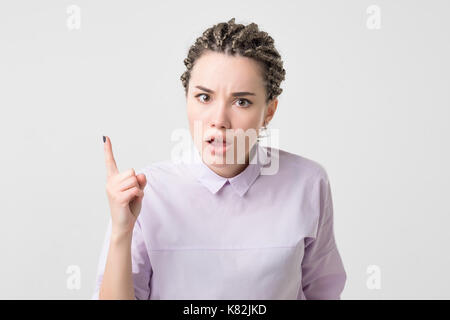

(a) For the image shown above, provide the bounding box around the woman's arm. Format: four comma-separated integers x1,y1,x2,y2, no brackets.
301,172,347,299
92,216,152,300
96,136,148,300
99,231,136,300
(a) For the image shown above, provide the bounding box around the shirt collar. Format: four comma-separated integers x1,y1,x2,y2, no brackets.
186,141,270,197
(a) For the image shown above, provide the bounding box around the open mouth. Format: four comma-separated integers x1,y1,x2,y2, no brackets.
206,137,229,144
205,136,232,154
205,134,233,144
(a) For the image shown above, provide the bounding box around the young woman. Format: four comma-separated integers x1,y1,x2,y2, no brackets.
93,18,347,300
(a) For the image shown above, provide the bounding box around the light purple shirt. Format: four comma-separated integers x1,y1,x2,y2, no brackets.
92,141,346,299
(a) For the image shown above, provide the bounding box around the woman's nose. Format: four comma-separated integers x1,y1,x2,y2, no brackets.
210,101,231,129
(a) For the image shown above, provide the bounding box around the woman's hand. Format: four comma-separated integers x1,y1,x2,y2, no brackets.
103,136,147,237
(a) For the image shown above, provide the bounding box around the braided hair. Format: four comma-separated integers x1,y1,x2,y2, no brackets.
180,18,286,104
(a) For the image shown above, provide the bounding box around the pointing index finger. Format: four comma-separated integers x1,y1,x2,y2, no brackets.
104,136,119,177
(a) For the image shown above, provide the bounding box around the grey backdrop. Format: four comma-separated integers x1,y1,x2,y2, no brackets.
0,0,449,299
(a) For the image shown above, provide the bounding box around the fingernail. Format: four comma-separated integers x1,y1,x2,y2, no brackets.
103,136,106,143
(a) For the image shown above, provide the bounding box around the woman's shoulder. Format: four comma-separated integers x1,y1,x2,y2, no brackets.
271,148,332,209
135,159,181,177
135,159,191,189
268,146,330,182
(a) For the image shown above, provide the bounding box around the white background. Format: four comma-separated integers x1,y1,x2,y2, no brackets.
0,0,449,299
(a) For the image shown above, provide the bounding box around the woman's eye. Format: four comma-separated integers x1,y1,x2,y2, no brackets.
235,98,252,108
196,93,210,103
195,94,252,108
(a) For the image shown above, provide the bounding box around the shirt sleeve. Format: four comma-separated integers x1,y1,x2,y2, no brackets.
91,215,152,300
300,172,347,300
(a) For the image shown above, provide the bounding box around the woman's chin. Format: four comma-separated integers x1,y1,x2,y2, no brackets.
199,143,249,166
203,153,231,166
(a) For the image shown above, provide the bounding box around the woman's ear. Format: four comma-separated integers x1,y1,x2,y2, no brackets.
264,98,278,125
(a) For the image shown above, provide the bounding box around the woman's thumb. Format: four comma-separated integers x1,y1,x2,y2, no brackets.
136,173,147,190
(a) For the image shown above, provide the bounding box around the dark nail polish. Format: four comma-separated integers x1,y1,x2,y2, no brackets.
103,136,106,143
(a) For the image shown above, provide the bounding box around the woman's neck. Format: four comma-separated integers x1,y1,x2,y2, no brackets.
203,150,251,178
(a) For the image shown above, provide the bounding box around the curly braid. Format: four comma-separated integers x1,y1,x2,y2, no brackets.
180,18,286,104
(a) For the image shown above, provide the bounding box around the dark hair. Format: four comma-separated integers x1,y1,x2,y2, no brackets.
180,18,286,104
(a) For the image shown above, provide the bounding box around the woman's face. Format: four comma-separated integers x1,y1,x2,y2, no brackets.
186,50,278,177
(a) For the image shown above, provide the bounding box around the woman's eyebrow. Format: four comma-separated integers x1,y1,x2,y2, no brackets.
195,85,255,97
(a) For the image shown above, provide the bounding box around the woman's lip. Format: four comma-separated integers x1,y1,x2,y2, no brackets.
207,141,232,154
208,140,232,146
206,138,232,145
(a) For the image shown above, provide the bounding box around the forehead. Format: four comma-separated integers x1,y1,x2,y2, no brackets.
190,51,264,92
